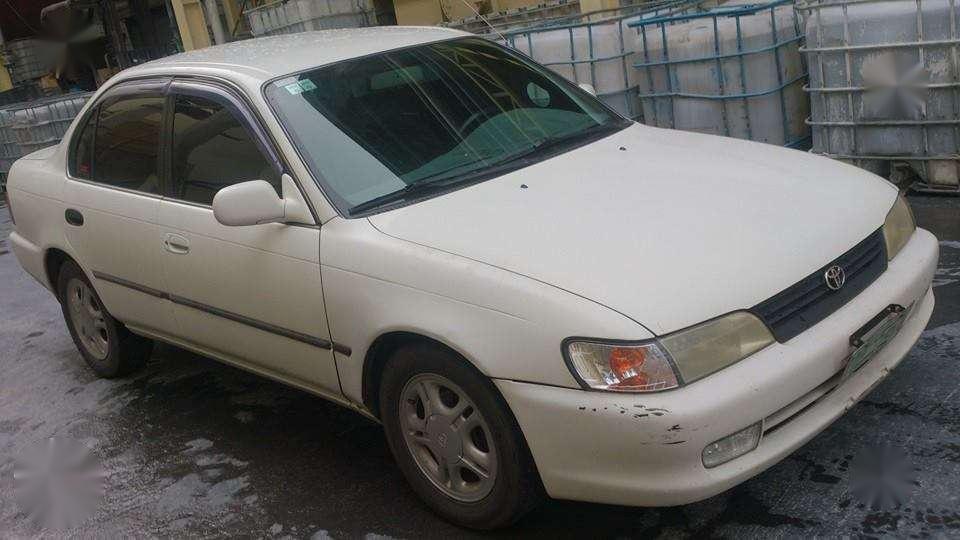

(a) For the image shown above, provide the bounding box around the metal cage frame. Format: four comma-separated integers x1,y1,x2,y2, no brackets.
629,0,810,148
798,0,960,190
500,0,703,119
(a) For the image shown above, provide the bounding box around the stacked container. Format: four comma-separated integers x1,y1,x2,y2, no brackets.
629,0,810,147
0,113,20,188
3,39,63,84
499,1,705,119
245,0,374,37
799,0,960,189
448,1,582,34
0,93,92,188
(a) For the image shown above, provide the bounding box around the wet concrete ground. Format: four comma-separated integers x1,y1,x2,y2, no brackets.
0,196,958,538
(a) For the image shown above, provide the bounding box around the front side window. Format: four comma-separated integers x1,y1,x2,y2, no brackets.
266,37,627,215
94,95,164,193
170,94,279,206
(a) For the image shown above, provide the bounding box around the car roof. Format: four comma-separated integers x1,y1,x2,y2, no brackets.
125,26,471,82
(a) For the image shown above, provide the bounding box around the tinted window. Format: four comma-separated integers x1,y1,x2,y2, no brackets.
70,107,96,180
94,96,164,193
265,37,626,214
171,94,279,206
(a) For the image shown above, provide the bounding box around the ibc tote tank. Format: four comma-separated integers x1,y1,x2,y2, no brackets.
245,0,373,37
500,1,704,119
630,0,810,147
799,0,960,189
0,93,92,188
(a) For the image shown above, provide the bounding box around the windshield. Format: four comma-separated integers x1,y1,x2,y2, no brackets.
265,37,628,215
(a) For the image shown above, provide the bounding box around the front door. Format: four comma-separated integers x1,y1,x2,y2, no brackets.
63,81,178,337
156,82,339,394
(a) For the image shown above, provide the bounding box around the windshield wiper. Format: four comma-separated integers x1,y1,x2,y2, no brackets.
493,123,617,169
348,177,467,216
347,123,620,216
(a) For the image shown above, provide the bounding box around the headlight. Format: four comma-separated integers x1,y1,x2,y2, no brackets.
564,340,679,392
659,311,774,384
564,312,774,392
882,194,915,261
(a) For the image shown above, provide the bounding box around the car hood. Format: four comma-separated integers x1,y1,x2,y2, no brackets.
368,123,898,335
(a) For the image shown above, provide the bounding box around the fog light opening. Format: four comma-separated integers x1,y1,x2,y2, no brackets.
702,422,763,468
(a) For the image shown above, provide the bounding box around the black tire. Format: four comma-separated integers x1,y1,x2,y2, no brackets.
57,260,152,378
380,342,543,529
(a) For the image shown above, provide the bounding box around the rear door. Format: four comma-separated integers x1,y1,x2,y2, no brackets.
63,80,178,336
156,80,340,394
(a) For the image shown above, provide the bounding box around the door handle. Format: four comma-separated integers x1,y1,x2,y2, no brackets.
163,233,190,254
65,208,84,226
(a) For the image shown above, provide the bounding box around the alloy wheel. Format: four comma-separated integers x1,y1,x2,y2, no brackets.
399,373,498,502
66,278,109,360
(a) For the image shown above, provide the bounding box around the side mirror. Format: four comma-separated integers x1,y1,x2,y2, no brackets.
213,180,286,226
578,83,597,96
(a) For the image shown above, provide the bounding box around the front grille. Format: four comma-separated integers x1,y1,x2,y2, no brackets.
752,229,887,342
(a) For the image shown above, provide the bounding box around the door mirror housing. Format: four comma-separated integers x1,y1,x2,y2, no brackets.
578,83,597,96
213,175,315,227
212,180,287,226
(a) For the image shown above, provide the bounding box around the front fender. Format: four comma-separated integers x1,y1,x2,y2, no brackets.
320,217,651,404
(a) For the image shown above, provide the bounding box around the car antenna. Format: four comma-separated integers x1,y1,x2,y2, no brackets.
458,0,508,42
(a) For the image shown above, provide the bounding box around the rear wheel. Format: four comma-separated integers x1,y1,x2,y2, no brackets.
57,261,152,378
380,343,542,529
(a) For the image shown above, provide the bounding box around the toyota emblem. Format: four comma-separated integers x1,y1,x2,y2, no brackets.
824,265,846,291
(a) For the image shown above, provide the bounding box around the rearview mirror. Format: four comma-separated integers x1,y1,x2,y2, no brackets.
578,83,597,96
213,180,286,226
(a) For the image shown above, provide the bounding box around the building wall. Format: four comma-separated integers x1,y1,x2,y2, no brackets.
579,0,618,11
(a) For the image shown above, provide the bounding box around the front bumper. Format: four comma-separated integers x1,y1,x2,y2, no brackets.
496,228,938,507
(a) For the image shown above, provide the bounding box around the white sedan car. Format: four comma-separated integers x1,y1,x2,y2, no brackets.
5,27,938,528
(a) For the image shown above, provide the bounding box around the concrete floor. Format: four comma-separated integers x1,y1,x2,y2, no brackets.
0,196,958,539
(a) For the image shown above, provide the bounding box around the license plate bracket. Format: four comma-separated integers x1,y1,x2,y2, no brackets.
843,303,912,380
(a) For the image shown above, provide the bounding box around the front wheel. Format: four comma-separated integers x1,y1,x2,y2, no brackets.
380,343,542,529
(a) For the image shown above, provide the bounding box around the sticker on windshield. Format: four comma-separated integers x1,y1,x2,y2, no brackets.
285,79,317,95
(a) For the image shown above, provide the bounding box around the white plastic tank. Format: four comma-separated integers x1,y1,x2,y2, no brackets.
0,93,91,184
245,0,374,37
631,0,809,147
799,0,960,189
10,93,91,155
500,1,705,119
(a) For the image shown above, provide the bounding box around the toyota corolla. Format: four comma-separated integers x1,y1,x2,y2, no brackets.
4,27,938,529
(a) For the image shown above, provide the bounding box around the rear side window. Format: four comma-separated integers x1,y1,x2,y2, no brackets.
170,94,279,205
94,95,164,194
70,107,97,180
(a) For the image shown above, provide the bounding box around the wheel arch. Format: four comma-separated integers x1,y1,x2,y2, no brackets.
361,331,489,421
361,328,548,513
44,247,76,300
